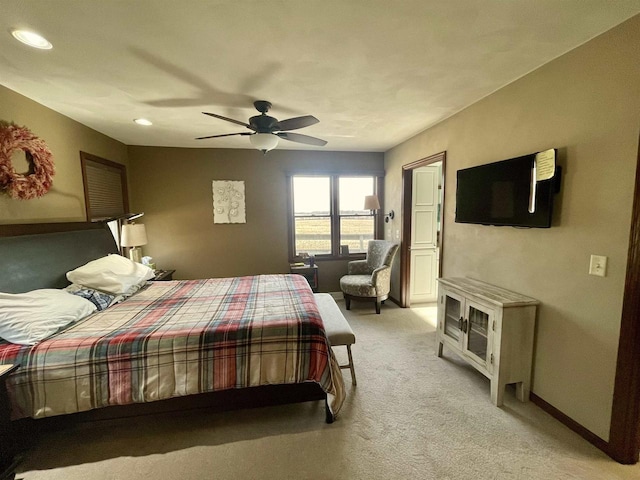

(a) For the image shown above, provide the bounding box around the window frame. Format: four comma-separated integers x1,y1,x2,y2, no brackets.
80,151,129,222
287,173,383,262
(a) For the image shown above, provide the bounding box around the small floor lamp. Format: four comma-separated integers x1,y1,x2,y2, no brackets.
120,223,148,263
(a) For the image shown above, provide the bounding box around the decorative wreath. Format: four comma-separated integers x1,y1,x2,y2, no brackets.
0,121,55,199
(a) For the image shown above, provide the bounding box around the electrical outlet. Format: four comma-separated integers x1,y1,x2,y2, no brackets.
589,255,607,277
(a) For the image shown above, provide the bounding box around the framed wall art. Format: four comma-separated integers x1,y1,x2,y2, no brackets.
212,180,246,224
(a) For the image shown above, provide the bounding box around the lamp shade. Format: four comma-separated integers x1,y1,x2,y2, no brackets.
250,133,279,152
120,223,148,247
364,195,381,210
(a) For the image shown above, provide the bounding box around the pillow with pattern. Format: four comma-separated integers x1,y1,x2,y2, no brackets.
67,287,115,311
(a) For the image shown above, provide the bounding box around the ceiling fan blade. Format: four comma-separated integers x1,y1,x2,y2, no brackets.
195,132,253,140
276,132,327,146
202,112,255,130
275,115,319,131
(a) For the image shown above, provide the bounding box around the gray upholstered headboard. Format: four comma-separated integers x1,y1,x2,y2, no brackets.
0,224,119,293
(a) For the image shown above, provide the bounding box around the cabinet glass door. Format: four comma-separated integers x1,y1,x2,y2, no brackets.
443,294,462,342
464,303,492,370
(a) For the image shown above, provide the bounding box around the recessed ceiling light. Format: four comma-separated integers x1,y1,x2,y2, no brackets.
133,118,153,126
11,29,52,49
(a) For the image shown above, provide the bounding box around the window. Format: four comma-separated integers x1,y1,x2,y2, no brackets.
80,152,130,254
80,151,129,222
289,174,381,259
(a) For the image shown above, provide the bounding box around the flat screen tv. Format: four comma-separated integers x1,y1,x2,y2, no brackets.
455,151,559,228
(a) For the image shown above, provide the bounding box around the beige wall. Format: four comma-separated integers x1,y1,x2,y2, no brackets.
0,86,128,224
385,16,640,440
127,147,383,291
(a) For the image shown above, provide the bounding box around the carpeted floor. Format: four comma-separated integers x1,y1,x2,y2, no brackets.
15,299,640,479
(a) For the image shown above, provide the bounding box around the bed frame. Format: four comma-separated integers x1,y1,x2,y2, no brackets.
0,222,331,430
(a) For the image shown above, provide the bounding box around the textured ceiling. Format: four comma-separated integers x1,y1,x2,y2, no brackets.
1,1,639,152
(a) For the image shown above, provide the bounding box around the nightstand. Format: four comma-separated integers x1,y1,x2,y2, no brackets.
290,264,319,292
0,364,19,480
152,269,175,281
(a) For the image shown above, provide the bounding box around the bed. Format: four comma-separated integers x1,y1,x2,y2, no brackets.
0,222,344,423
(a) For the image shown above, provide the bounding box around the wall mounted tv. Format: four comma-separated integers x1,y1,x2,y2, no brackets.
455,150,560,228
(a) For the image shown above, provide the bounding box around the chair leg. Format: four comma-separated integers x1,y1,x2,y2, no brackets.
346,344,357,386
375,299,381,314
345,296,351,310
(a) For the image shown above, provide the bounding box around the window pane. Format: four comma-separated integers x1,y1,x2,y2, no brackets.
340,216,374,253
339,177,374,215
295,217,332,256
293,177,330,215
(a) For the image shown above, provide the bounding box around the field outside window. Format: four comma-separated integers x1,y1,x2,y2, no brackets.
291,175,377,258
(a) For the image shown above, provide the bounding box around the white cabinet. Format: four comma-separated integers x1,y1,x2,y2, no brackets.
436,277,539,406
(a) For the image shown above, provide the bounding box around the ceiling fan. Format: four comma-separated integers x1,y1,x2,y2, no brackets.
196,100,327,153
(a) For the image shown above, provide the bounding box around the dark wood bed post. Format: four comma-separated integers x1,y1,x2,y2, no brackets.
325,397,334,424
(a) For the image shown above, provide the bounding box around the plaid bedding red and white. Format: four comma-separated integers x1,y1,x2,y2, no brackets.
0,274,344,419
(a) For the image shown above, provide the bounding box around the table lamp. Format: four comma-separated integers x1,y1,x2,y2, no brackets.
120,223,148,263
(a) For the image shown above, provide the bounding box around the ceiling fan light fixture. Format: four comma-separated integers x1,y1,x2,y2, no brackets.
250,133,278,153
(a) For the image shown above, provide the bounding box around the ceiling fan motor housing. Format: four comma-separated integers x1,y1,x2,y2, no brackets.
249,114,279,133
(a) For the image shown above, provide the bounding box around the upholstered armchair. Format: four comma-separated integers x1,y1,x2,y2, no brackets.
339,240,400,314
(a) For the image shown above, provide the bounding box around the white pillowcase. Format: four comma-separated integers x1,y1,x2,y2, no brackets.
0,289,97,345
66,254,154,295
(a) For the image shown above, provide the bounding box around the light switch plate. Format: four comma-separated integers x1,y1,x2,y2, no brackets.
589,255,607,277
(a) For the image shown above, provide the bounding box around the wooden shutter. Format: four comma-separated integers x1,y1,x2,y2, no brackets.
80,152,129,221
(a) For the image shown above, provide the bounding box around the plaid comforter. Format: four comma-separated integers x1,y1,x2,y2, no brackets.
0,274,344,419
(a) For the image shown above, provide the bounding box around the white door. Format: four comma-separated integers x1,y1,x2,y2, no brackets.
410,165,440,303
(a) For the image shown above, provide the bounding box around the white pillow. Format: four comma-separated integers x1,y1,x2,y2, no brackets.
66,254,154,295
0,289,97,345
